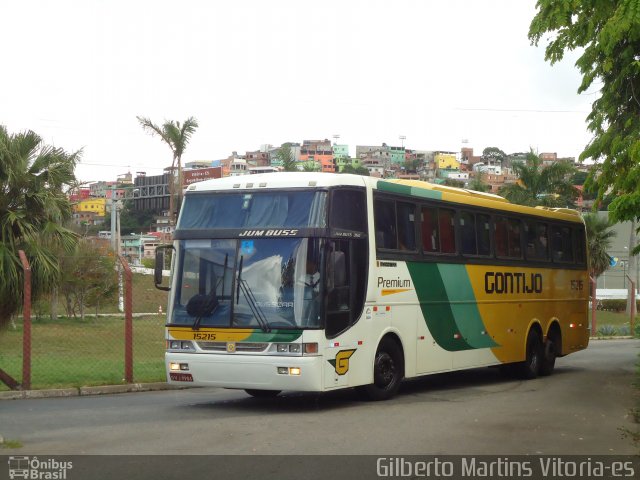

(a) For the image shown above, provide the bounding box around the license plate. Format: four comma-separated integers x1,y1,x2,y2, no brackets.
169,372,193,382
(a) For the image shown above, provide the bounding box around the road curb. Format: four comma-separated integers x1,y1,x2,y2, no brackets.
589,335,635,340
0,382,188,401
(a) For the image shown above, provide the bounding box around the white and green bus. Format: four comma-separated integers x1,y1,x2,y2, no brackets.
155,172,589,400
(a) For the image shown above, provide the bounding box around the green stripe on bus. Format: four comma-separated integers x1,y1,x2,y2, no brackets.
437,264,498,349
377,181,442,200
406,262,473,351
246,330,303,342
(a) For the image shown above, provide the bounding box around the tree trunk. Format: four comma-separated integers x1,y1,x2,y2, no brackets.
50,287,58,321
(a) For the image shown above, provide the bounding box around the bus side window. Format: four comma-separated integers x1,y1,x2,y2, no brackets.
495,216,508,257
551,225,574,263
325,239,367,338
374,199,397,249
575,227,586,265
525,221,549,261
439,208,456,253
460,211,477,255
507,219,522,258
477,214,491,256
397,202,416,251
421,207,440,252
330,189,367,232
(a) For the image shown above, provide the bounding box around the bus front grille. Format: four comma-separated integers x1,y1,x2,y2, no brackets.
196,342,269,352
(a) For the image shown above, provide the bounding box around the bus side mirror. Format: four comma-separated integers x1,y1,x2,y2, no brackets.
154,245,173,291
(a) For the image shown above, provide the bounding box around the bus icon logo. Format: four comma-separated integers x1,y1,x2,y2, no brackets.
8,456,29,479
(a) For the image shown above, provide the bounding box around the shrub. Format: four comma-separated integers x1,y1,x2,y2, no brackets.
617,325,631,336
599,299,626,312
142,258,155,269
597,325,618,336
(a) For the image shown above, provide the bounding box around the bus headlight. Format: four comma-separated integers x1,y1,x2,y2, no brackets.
167,340,195,351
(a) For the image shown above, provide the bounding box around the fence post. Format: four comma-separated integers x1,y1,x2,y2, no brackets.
18,250,31,391
590,276,597,337
627,275,636,336
118,255,133,383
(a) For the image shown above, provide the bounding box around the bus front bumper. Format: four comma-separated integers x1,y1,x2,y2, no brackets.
165,352,325,391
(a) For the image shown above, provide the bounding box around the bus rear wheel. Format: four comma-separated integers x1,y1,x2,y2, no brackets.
357,338,403,401
245,389,281,398
518,329,543,379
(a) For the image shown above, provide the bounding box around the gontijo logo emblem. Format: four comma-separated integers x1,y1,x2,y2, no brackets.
328,349,356,375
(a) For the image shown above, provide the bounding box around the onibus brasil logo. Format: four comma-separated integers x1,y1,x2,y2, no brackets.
8,456,72,479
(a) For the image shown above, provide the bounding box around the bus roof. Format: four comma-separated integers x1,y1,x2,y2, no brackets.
381,178,583,223
185,172,369,192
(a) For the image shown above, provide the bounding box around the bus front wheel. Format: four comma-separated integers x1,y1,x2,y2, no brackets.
245,389,281,398
358,338,403,401
518,330,543,379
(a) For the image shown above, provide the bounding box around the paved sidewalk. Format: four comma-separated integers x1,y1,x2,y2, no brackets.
0,382,191,401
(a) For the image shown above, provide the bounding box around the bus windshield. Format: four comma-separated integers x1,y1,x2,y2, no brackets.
171,237,324,329
177,191,327,229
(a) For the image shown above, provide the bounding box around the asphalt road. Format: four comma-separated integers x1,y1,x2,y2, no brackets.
1,339,638,455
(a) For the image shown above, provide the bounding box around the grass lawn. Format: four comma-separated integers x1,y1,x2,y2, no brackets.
588,310,640,336
0,315,165,391
89,272,169,314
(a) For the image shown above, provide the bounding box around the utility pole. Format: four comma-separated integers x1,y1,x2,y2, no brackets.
110,184,117,251
627,220,637,316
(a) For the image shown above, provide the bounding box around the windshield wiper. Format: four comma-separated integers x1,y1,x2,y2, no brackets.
236,255,271,333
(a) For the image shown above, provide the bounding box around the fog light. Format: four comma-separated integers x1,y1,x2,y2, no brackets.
180,363,189,371
169,363,180,371
289,367,301,376
277,367,288,375
303,343,318,354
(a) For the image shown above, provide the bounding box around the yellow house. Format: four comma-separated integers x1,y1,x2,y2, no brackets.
435,153,460,170
73,198,107,217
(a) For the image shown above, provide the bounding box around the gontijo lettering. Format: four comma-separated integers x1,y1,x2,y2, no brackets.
485,272,543,294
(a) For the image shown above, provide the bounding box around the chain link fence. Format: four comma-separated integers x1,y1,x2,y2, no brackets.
0,255,167,391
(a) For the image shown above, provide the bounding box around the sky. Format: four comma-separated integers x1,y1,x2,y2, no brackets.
2,0,596,183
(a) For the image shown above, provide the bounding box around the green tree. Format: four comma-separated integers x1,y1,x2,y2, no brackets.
499,150,578,207
583,213,617,279
59,240,118,319
482,147,506,165
276,143,298,172
303,162,320,172
442,178,465,188
340,164,370,176
136,116,199,225
467,172,490,192
0,126,80,327
529,1,640,253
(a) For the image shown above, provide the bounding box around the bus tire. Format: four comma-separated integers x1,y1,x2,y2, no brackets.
245,389,281,398
518,329,543,379
540,335,558,376
358,338,403,401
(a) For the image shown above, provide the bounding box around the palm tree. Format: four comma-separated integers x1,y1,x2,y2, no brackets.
0,125,80,327
583,213,616,279
136,116,199,224
499,150,578,207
